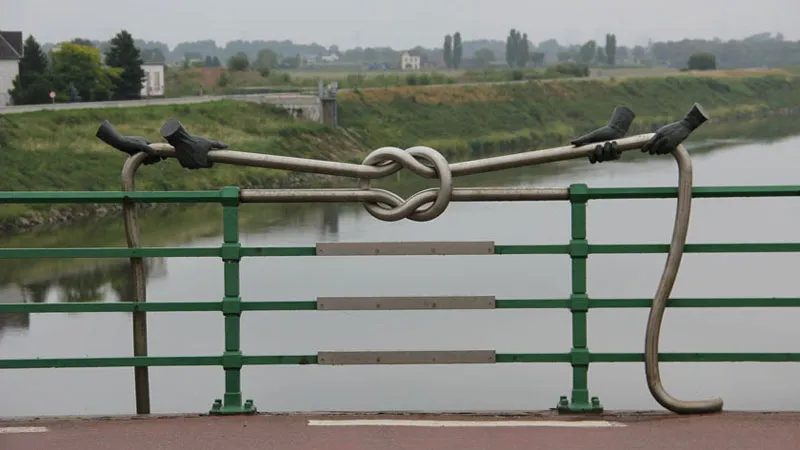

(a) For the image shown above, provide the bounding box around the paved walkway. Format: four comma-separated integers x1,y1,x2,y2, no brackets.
0,93,319,115
1,412,798,449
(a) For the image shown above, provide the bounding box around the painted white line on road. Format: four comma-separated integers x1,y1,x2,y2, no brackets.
308,419,627,428
0,426,49,434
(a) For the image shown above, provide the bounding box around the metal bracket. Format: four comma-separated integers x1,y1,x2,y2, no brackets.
317,296,496,310
316,241,495,256
318,350,497,365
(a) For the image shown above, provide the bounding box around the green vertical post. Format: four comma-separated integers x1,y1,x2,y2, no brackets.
210,186,256,415
558,184,603,414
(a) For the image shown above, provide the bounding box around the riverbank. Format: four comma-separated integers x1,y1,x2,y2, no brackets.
5,116,800,288
1,73,799,234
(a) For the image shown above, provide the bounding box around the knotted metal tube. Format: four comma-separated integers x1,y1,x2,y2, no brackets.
118,133,721,415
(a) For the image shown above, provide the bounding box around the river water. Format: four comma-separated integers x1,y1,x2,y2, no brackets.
2,121,800,418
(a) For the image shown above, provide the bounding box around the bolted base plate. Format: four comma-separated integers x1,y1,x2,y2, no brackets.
209,399,257,416
556,395,604,414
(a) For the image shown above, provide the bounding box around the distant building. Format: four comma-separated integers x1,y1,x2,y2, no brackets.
306,53,340,65
401,52,421,71
141,64,165,97
183,52,203,63
0,31,23,106
321,53,339,63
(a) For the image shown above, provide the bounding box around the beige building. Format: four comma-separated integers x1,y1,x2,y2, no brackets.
141,64,165,97
400,52,420,71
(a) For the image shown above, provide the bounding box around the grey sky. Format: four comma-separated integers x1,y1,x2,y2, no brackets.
2,0,797,49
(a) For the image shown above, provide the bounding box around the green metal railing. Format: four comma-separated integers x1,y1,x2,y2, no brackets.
1,184,800,416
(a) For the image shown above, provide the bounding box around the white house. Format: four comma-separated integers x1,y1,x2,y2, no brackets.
320,54,339,63
401,52,420,71
0,31,23,106
141,63,165,97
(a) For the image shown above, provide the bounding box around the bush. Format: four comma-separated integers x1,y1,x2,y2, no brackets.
546,62,590,78
227,52,250,71
217,72,229,87
469,139,483,155
687,52,717,71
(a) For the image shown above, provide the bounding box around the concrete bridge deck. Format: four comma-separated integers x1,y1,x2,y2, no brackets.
2,411,798,449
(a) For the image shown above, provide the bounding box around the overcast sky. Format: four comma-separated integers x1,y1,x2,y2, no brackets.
2,0,797,49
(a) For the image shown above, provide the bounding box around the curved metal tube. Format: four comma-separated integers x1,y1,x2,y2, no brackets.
644,143,723,414
121,152,150,415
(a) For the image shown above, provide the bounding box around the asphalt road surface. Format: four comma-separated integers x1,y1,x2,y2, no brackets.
2,412,798,450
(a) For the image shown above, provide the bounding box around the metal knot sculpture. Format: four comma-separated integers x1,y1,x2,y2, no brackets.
95,104,707,224
95,103,726,416
358,146,453,222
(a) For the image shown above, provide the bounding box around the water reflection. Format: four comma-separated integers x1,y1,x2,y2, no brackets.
0,287,30,337
0,258,167,339
320,205,341,240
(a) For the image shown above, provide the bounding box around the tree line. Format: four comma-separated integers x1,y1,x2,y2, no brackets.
224,48,298,76
11,31,146,105
573,33,618,66
32,30,800,73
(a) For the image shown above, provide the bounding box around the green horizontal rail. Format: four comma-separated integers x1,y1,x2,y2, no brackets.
3,298,800,314
0,247,223,259
0,302,224,313
0,190,229,204
494,245,570,255
591,243,800,254
0,355,318,369
3,243,800,259
1,185,798,205
586,185,800,199
589,353,800,363
2,353,799,370
239,247,317,257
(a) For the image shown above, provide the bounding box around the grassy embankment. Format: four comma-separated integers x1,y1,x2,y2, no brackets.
164,63,591,97
0,101,373,225
1,72,799,232
337,71,800,156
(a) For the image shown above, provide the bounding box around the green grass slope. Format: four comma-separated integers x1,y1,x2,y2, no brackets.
338,73,800,156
